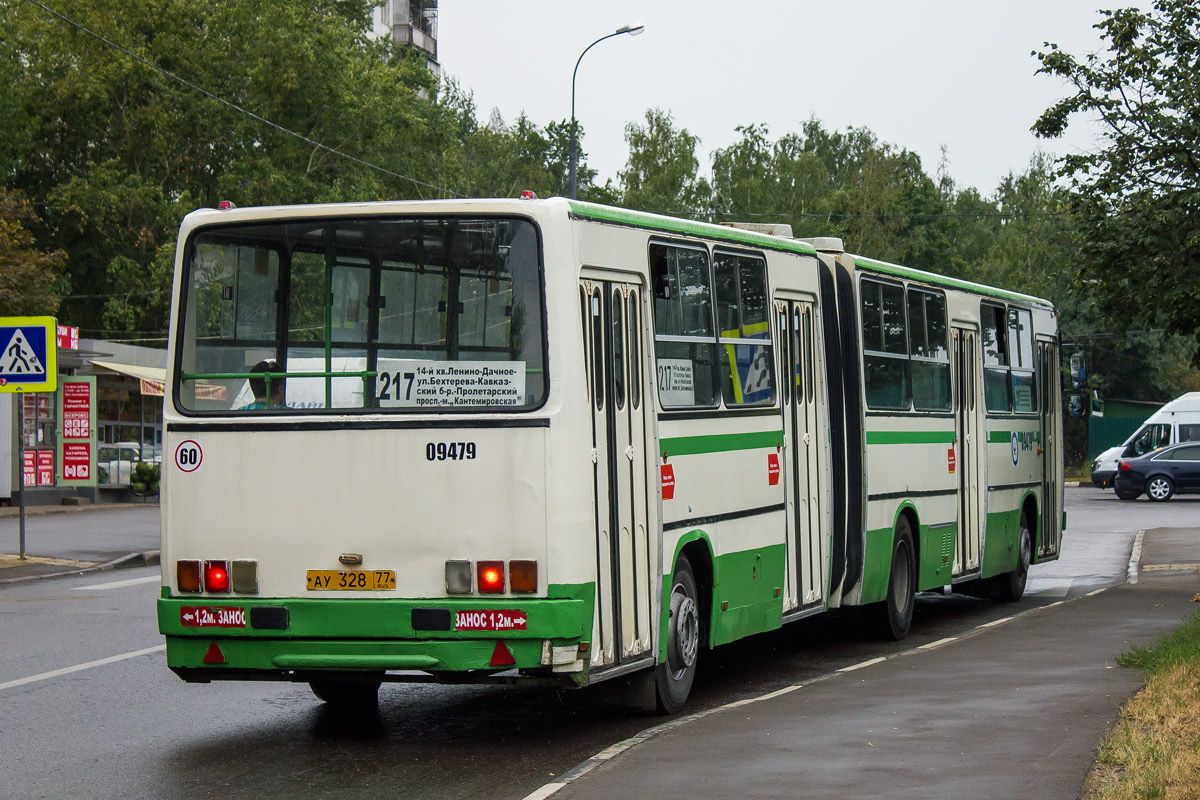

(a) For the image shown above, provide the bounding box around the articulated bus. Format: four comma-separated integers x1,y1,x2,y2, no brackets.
158,197,1063,712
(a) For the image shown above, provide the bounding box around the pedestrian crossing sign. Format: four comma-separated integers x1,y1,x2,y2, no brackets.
0,316,57,393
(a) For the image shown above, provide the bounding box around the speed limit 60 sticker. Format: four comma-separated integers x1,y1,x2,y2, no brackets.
174,439,203,473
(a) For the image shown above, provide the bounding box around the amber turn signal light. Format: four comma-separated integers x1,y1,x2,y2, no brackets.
177,560,202,592
509,560,537,593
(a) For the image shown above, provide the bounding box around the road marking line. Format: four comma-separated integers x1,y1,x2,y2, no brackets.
71,575,160,591
917,637,958,650
976,615,1017,629
0,645,165,691
837,656,887,673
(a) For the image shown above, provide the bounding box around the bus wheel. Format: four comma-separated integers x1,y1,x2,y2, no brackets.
309,676,381,708
996,514,1032,603
655,554,700,714
874,518,916,641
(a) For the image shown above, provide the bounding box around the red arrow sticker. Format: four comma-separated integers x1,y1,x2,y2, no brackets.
454,610,528,631
181,606,246,628
661,464,676,500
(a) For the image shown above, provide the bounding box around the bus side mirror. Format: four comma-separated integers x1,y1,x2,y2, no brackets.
1069,351,1087,390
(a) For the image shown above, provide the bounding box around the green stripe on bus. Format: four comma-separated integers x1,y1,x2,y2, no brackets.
854,255,1053,308
660,429,782,457
567,201,818,257
865,431,956,445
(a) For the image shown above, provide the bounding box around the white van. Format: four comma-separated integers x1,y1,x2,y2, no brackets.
1091,392,1200,487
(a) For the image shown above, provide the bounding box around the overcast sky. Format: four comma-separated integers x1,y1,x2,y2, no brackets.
437,1,1120,197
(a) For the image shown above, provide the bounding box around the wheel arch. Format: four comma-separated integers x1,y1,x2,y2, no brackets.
1020,490,1039,550
891,501,920,577
663,530,715,657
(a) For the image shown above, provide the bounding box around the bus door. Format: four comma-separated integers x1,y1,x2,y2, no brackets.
581,278,653,667
777,297,825,612
1037,340,1063,558
952,325,983,577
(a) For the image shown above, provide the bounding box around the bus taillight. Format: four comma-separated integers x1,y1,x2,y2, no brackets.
204,561,230,593
477,561,505,593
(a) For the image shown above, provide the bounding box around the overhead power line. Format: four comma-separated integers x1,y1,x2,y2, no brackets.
21,0,461,198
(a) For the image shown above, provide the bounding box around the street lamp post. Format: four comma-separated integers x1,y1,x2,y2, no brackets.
569,22,645,200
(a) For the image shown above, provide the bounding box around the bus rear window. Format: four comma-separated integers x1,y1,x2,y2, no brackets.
175,216,546,413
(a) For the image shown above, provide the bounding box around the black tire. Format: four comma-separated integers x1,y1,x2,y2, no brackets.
1145,475,1174,502
873,517,916,641
1114,485,1140,501
309,677,381,708
655,554,701,714
996,513,1032,603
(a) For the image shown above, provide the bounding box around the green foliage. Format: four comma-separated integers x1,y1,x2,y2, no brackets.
1116,611,1200,676
3,0,459,333
617,109,710,214
1034,0,1200,357
0,190,66,316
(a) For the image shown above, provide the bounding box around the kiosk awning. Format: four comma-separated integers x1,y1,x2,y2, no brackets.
89,360,166,396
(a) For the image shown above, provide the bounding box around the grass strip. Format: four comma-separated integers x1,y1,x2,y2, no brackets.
1083,610,1200,800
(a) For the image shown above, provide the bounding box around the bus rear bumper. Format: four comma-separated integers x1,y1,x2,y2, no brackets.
158,591,594,683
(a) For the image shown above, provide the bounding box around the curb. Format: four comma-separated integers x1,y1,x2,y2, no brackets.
0,549,160,586
0,503,159,520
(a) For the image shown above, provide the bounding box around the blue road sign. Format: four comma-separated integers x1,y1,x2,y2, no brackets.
0,316,58,393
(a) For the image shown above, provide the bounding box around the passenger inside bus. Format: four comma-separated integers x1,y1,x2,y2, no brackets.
241,360,286,410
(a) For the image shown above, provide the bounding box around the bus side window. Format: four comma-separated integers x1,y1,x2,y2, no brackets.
649,243,717,408
981,302,1011,413
580,287,591,404
907,289,950,411
628,291,641,409
861,278,910,410
592,289,605,411
713,251,774,406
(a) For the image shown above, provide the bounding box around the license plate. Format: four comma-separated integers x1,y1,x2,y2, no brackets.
455,610,528,631
181,606,246,628
306,570,396,591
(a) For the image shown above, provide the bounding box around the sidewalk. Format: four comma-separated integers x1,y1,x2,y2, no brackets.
544,527,1200,800
0,502,160,584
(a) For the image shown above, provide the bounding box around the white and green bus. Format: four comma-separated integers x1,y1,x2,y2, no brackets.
158,197,1063,711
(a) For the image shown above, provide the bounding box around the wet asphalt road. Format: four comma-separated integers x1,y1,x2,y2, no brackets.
1,487,1195,799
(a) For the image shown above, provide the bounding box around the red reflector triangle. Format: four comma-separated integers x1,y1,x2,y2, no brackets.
489,641,515,667
203,641,226,664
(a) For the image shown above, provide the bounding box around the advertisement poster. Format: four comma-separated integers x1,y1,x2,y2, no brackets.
57,376,97,487
22,452,35,487
36,451,54,486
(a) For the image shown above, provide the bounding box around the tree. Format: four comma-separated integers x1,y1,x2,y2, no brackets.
3,0,458,335
1033,0,1200,353
0,190,66,316
618,109,710,215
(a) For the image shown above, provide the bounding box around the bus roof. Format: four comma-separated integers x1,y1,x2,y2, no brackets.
567,201,819,258
853,255,1054,309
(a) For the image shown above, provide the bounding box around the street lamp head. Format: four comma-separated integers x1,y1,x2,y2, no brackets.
616,23,646,36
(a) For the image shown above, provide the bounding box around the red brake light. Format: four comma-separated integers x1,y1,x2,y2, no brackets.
204,560,230,592
477,561,505,593
1118,461,1132,472
217,200,236,210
